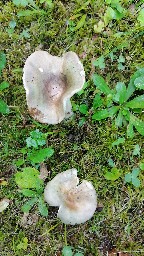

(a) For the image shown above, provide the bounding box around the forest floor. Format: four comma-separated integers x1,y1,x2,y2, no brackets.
0,1,144,255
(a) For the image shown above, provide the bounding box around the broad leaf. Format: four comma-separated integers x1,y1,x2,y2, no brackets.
0,81,9,91
38,197,48,217
74,14,86,31
124,173,131,183
0,52,6,72
15,167,43,189
21,189,38,197
115,110,123,127
62,246,73,256
132,177,140,187
93,56,105,69
130,114,144,136
79,104,88,114
21,197,38,213
125,68,144,101
114,82,127,104
0,99,9,114
108,106,119,117
133,145,140,156
104,168,121,181
93,94,102,109
13,0,28,6
112,137,125,146
125,95,144,108
127,122,134,138
92,109,109,120
131,168,140,178
137,8,144,26
93,74,112,95
139,162,144,170
134,75,144,89
28,148,54,163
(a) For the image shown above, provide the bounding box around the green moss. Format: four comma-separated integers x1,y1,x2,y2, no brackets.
0,0,144,255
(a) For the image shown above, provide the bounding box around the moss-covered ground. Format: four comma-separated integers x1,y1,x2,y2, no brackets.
0,0,144,255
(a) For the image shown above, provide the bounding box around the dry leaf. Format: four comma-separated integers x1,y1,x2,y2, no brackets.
39,163,49,181
0,198,10,212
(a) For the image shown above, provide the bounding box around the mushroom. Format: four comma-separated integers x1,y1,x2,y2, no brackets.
44,169,97,225
23,51,85,124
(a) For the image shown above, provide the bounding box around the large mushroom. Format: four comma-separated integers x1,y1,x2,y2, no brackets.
44,169,97,225
23,51,85,124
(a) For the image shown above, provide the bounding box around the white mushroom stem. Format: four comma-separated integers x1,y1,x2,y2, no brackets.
44,169,97,225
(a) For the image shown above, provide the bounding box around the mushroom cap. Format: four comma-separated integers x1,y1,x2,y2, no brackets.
44,169,97,225
23,51,85,124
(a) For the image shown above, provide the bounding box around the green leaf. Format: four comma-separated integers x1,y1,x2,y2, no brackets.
15,167,43,189
108,106,119,117
133,144,140,156
13,0,28,7
0,99,9,114
112,137,125,147
104,167,121,181
28,148,54,163
79,104,88,114
62,246,73,256
0,52,6,72
118,54,125,63
132,177,140,187
21,197,38,213
74,14,87,31
115,110,123,127
125,95,144,108
108,158,115,167
127,122,134,138
38,197,48,216
92,109,109,120
114,82,127,104
93,56,105,69
93,74,112,95
93,94,102,109
74,253,84,256
78,117,86,127
15,158,25,167
21,189,38,197
134,76,144,89
26,129,46,148
131,168,140,178
118,63,125,71
0,81,9,91
19,29,31,39
139,162,144,170
9,20,16,29
17,237,28,250
130,114,144,136
125,68,144,101
124,173,132,183
137,8,144,26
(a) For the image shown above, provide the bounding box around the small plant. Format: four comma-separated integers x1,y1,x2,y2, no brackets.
94,0,125,33
15,167,48,216
15,129,54,166
0,52,9,114
124,168,141,188
62,246,84,256
92,68,144,137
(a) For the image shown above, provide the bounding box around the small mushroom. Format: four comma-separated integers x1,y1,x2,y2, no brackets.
44,169,97,225
23,51,85,124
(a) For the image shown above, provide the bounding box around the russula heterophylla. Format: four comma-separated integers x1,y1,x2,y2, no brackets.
23,51,85,124
44,169,97,225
